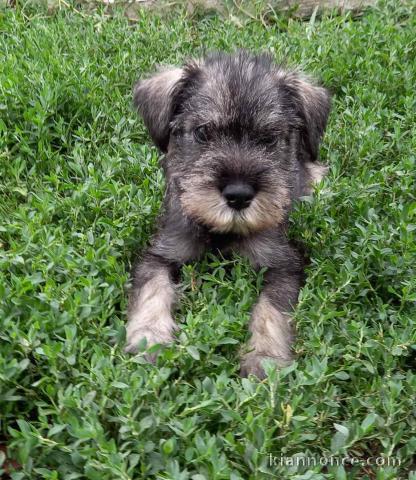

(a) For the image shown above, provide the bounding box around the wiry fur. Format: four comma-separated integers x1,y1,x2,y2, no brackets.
127,51,331,378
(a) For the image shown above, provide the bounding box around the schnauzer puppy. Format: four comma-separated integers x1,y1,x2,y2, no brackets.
125,51,331,378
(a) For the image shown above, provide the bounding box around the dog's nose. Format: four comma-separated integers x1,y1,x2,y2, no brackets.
222,182,255,210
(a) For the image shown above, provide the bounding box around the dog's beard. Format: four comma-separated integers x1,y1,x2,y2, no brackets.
179,176,290,235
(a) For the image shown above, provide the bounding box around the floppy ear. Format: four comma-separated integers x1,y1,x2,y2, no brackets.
133,67,184,152
289,74,331,162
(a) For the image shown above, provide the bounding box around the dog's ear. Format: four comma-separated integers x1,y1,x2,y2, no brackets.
133,67,185,152
288,74,331,162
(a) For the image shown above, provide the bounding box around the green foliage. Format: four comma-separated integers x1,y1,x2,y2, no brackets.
0,1,415,478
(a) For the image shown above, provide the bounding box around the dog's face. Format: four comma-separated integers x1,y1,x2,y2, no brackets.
134,52,330,235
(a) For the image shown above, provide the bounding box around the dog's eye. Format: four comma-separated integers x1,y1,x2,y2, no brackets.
194,124,211,143
262,136,279,148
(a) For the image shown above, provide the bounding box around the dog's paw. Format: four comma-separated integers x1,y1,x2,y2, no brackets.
240,353,292,379
124,326,174,362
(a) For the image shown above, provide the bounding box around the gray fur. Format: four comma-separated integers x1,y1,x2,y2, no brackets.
126,51,331,378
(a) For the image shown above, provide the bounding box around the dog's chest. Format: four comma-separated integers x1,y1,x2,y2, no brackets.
208,232,240,255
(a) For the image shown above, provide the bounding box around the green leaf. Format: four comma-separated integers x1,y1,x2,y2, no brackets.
162,438,176,455
360,413,378,434
186,346,200,360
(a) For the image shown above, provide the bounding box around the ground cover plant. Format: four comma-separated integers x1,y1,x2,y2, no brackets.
0,1,415,478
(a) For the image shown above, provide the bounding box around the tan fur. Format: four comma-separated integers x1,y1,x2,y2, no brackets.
305,161,328,192
125,271,177,354
180,178,290,235
241,295,294,376
136,66,183,100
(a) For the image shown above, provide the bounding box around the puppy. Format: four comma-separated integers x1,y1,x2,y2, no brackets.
125,51,331,378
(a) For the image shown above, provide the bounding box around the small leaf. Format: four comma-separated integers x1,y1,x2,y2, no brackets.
331,432,347,452
48,424,67,437
111,381,129,389
162,438,175,455
17,419,31,435
283,404,293,426
241,378,255,395
217,337,238,345
360,413,378,434
140,416,153,431
186,346,200,360
334,423,349,437
335,466,347,480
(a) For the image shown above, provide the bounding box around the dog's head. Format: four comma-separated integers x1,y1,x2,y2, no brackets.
134,51,331,235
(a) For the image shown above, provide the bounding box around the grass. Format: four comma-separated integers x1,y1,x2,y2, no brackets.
0,1,415,478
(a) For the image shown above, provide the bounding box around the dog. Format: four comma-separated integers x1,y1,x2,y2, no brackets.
125,51,331,378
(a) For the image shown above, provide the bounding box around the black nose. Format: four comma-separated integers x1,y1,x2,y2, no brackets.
222,182,255,210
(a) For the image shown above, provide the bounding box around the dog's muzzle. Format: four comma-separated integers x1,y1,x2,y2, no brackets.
222,182,255,210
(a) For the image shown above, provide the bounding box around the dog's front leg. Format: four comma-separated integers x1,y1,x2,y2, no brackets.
240,265,304,379
125,252,179,359
125,215,202,359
